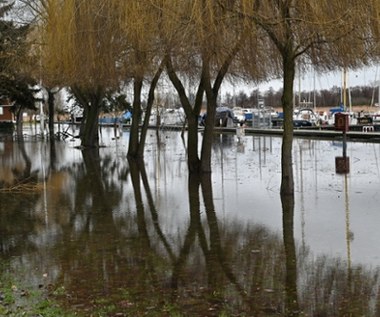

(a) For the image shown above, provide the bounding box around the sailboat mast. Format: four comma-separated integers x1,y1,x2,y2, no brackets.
342,67,347,111
313,70,316,112
298,63,301,108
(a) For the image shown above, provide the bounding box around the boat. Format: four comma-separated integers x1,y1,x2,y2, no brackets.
232,107,245,124
215,106,234,127
372,112,380,123
293,108,320,126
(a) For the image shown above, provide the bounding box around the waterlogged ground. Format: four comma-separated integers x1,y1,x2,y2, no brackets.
1,124,380,316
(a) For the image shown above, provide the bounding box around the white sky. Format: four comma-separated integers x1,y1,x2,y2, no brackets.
223,65,380,95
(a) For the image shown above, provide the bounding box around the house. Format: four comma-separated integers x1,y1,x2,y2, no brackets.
0,98,14,122
0,98,14,132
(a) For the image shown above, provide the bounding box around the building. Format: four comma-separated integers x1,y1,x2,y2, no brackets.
0,98,14,132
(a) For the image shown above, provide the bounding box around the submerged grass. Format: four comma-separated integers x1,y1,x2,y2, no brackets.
0,261,76,317
0,266,217,317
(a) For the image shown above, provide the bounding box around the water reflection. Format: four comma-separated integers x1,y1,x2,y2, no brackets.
281,175,299,316
0,129,379,316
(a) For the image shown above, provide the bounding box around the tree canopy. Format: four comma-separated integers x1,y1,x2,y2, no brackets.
9,0,380,153
0,0,38,131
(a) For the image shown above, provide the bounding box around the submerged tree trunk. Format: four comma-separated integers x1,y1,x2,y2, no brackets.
187,113,201,173
128,76,143,158
200,96,216,173
137,60,166,158
81,100,101,147
71,85,104,148
280,53,295,197
200,41,238,173
47,90,55,140
166,56,203,173
15,107,23,138
200,60,215,173
280,49,299,317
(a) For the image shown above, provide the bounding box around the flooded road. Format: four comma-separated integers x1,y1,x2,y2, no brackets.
1,125,380,316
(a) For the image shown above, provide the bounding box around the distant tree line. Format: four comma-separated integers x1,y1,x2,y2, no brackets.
223,85,378,109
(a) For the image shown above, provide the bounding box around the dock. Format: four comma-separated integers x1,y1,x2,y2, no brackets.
212,126,380,143
105,122,380,143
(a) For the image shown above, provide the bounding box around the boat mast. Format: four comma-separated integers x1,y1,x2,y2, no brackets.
298,63,301,109
342,67,347,111
313,70,316,113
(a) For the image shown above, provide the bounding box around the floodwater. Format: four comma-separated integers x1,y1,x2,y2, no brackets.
1,124,380,316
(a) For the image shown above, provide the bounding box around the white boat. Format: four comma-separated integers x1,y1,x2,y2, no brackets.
232,107,245,123
293,108,320,126
372,112,380,123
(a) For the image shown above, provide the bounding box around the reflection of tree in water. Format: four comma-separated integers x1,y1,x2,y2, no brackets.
0,137,38,190
54,148,126,303
281,172,300,317
0,138,42,256
212,134,236,155
1,142,380,316
0,191,41,255
300,256,380,316
52,155,380,316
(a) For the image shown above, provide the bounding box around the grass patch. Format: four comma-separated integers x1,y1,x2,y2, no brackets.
0,262,77,317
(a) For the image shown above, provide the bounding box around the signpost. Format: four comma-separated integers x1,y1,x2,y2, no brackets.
334,113,350,174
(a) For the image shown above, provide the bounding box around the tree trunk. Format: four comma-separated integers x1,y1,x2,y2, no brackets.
138,60,165,158
82,106,100,147
128,77,143,158
200,40,239,173
200,96,216,173
70,85,103,148
48,90,55,140
199,61,215,174
187,113,201,173
280,51,299,317
165,56,202,173
80,87,104,148
280,53,295,197
15,107,23,137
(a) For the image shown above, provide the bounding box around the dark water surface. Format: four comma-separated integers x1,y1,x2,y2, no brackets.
1,126,380,316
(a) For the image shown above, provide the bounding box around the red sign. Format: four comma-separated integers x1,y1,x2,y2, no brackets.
334,113,349,132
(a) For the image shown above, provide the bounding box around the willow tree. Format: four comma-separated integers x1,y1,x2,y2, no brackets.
159,1,264,173
41,0,124,147
367,0,380,61
110,1,166,159
162,0,206,173
231,1,375,196
230,1,375,315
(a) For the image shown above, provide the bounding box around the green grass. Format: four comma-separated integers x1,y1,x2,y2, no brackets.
0,262,77,317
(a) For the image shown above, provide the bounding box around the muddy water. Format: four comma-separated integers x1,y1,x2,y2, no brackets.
1,126,380,316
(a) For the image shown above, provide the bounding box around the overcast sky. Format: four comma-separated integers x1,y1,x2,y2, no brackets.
223,65,380,95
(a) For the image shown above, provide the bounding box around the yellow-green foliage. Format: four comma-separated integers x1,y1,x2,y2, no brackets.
39,0,379,89
42,0,123,88
237,0,376,70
